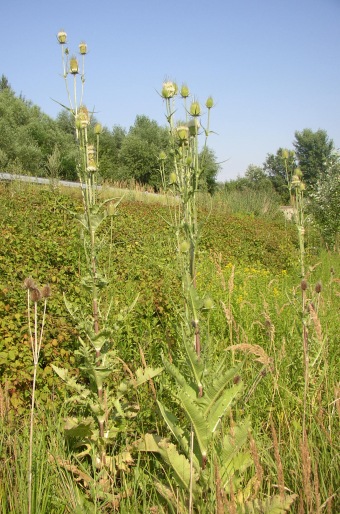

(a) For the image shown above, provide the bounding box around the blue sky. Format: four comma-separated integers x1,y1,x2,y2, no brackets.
1,0,339,181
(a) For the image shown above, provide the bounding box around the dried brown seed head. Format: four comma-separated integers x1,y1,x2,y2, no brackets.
23,277,36,290
30,288,42,303
41,285,51,299
300,279,308,291
315,282,322,294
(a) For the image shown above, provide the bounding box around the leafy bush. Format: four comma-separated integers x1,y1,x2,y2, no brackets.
308,152,340,246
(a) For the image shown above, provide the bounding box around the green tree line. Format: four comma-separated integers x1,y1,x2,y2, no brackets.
0,75,219,192
222,128,340,245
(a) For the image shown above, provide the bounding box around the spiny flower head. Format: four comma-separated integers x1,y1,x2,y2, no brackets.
87,145,97,172
94,123,102,135
291,174,301,187
161,81,177,99
189,100,201,117
176,125,189,142
300,279,308,291
187,117,200,136
57,31,67,44
205,96,214,109
79,41,87,55
69,56,79,74
180,84,190,98
169,172,177,185
77,105,90,128
315,282,322,294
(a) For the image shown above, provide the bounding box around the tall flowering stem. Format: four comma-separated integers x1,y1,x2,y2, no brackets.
161,81,214,365
56,30,109,463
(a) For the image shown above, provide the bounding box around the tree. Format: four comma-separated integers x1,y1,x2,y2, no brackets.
245,164,274,191
98,125,126,181
263,148,296,202
293,129,334,187
199,147,219,194
0,74,12,92
118,115,170,188
309,151,340,245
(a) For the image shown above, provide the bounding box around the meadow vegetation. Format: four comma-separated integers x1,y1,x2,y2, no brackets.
0,32,339,513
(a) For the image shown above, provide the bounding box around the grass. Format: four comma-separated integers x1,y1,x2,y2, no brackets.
0,180,339,512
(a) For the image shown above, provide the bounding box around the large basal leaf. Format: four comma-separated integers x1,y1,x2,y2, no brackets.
153,481,188,514
182,327,205,390
177,388,209,462
158,439,200,494
218,420,251,488
205,382,243,434
138,433,199,494
64,417,94,439
203,365,241,408
162,356,197,400
157,400,191,459
238,494,297,513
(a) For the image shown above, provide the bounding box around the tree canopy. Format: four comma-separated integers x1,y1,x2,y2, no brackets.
293,128,334,187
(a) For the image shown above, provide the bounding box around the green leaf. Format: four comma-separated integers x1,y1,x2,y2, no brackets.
64,417,94,439
63,294,79,319
158,439,199,493
138,434,199,493
51,364,92,399
51,364,69,381
218,420,251,487
86,366,112,389
80,272,108,291
177,388,209,462
90,329,113,352
162,356,196,400
157,400,198,467
239,494,297,513
182,328,205,390
134,366,163,386
205,382,243,433
153,482,188,514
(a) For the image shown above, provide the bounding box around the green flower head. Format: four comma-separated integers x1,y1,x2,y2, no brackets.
161,81,177,99
57,30,67,44
69,56,79,74
190,100,201,117
79,41,88,55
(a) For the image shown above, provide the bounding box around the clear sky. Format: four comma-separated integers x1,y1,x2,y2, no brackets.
1,0,339,181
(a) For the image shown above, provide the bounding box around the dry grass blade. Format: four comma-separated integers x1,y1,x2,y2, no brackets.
308,302,323,343
270,416,285,501
221,301,233,323
48,454,93,485
228,265,235,296
226,343,273,369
